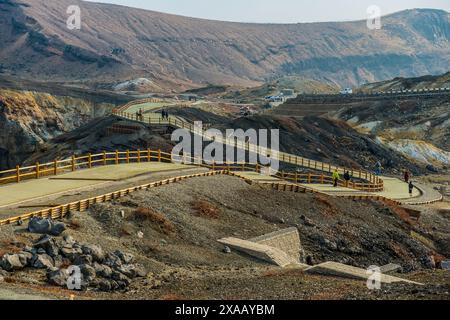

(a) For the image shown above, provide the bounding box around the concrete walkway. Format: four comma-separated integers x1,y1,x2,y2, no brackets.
0,162,192,208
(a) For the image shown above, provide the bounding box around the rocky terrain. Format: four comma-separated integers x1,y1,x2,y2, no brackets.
0,0,449,90
275,73,450,170
0,88,122,169
0,175,448,300
358,72,450,93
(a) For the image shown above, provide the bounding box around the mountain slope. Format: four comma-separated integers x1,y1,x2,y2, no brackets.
0,0,449,90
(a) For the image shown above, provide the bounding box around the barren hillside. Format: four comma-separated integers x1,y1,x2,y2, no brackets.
0,0,449,89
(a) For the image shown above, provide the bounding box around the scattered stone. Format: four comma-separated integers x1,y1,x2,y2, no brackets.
93,263,113,278
120,210,125,218
137,231,144,239
28,217,66,236
112,270,131,286
104,252,123,268
300,215,315,227
34,235,59,257
31,254,54,269
0,254,26,271
53,255,71,269
79,264,97,283
114,250,134,264
63,235,76,246
50,223,66,236
60,247,83,261
223,246,232,254
17,252,33,266
98,279,113,292
47,268,70,287
72,255,93,266
81,244,105,262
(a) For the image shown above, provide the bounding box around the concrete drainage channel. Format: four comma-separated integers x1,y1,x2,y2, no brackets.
218,228,423,286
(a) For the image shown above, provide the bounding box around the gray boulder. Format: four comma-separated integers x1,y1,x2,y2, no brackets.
27,217,66,236
47,269,70,287
50,223,66,236
53,255,70,269
79,264,96,282
31,254,54,269
63,235,76,246
116,264,147,279
93,263,113,279
17,252,33,266
28,217,52,234
0,254,26,271
111,270,131,285
60,247,83,261
73,255,93,266
34,235,59,258
114,250,134,264
104,252,123,268
98,279,113,292
81,244,105,262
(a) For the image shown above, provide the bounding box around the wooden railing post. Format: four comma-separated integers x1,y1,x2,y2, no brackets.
158,149,161,162
295,172,298,183
147,148,151,162
137,149,141,163
321,174,324,184
35,162,40,179
54,159,58,176
72,156,76,171
88,153,92,169
126,150,130,164
308,173,311,184
103,151,107,166
115,150,119,165
16,165,20,183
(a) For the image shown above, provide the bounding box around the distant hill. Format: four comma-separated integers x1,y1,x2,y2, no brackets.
0,0,449,90
359,72,450,92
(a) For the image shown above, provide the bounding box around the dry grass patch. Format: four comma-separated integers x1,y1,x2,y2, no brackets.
131,207,175,235
191,200,221,219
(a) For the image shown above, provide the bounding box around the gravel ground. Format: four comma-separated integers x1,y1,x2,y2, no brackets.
0,175,449,300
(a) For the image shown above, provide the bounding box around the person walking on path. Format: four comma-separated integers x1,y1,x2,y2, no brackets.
332,169,340,188
375,161,382,176
404,170,410,183
344,171,351,187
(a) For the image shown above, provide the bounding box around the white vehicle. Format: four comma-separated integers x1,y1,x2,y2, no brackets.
340,88,353,95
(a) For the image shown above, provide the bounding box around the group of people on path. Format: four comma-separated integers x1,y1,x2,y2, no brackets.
331,162,415,197
161,109,169,120
135,108,144,121
331,170,351,188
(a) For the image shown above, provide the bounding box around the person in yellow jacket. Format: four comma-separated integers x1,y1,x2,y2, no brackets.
332,169,340,187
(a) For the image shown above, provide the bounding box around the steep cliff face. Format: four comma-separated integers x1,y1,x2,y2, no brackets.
0,89,114,169
0,0,449,89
